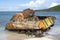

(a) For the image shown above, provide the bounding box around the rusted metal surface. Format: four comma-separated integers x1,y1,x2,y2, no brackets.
5,9,55,36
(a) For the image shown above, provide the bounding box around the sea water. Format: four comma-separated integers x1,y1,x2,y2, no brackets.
0,11,60,40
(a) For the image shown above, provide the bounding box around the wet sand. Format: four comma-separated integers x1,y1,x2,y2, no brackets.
0,30,27,40
0,27,60,40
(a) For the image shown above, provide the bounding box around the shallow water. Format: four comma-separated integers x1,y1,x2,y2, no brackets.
0,11,60,40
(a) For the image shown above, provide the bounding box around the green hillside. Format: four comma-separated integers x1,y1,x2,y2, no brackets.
35,5,60,11
47,5,60,11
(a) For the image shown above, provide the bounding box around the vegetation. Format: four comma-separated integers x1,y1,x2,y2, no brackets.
35,5,60,11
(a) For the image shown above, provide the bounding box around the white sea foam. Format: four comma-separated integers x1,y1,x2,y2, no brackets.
24,37,54,40
48,26,60,35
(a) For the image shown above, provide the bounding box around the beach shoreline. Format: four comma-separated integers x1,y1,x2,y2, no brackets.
0,29,59,40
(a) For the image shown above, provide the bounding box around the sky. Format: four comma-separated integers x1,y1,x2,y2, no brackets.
0,0,60,11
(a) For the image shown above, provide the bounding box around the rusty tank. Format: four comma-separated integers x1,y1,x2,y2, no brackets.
6,9,56,36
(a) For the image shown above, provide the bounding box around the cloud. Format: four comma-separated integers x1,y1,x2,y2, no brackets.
20,0,59,10
0,0,59,11
49,2,59,8
8,6,20,11
0,6,20,11
20,0,46,10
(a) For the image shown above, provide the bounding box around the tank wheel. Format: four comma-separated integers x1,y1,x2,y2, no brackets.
25,30,34,37
44,27,51,32
33,30,43,37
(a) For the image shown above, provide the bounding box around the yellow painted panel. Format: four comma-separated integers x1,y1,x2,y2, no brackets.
43,20,48,28
36,17,54,29
45,18,51,26
49,17,53,24
38,21,45,29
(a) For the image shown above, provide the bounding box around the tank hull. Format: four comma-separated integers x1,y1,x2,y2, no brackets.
6,16,55,31
5,9,55,36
